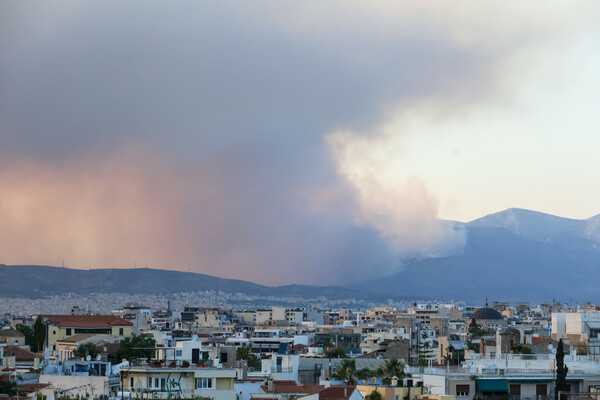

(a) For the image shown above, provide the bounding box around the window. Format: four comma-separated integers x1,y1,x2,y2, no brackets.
176,350,182,357
195,378,213,389
536,384,547,396
119,328,124,335
395,396,400,400
150,378,166,391
66,328,72,336
130,377,134,388
456,385,470,396
510,384,521,396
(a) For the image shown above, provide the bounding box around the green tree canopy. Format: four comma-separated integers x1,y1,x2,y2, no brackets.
468,319,488,339
236,344,261,370
74,342,99,360
115,334,156,362
366,389,382,400
555,339,569,400
332,359,372,385
33,316,45,353
325,346,346,359
376,358,409,384
15,324,34,348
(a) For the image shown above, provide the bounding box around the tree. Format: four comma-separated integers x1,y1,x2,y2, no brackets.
555,339,569,400
468,319,487,339
376,358,409,384
74,342,99,359
325,346,346,359
236,344,261,370
0,380,17,395
442,348,464,365
511,344,532,354
366,389,382,400
115,334,156,362
332,359,371,385
418,331,435,361
33,316,45,353
15,324,34,348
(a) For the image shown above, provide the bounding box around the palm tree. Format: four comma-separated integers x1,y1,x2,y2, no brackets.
332,359,372,385
376,358,409,385
333,359,357,384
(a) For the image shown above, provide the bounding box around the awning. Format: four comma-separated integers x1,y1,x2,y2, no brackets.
476,379,509,393
449,342,468,350
586,321,600,329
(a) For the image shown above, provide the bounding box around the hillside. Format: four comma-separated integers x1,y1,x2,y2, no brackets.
356,208,600,302
0,264,387,302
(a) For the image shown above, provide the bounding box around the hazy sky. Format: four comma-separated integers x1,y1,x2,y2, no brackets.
1,1,599,285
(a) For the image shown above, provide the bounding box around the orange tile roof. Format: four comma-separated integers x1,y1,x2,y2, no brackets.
0,330,25,338
17,383,51,392
317,385,356,400
260,381,324,394
531,337,548,345
4,346,40,361
41,315,133,327
57,334,95,343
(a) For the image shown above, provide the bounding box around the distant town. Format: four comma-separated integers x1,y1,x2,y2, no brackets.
2,298,599,400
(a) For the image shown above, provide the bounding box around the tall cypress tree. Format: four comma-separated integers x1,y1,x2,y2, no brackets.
555,339,568,400
33,316,45,353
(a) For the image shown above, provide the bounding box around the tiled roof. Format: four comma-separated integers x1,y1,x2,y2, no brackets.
317,385,356,400
41,315,133,327
0,330,25,338
57,334,95,343
17,383,51,392
260,380,324,394
531,337,548,345
4,346,40,361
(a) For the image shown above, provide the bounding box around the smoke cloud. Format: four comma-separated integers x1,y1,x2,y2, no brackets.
1,1,597,285
328,127,465,257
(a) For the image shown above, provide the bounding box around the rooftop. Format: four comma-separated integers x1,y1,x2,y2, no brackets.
41,315,133,328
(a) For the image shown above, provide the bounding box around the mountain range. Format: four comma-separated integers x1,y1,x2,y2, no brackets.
355,208,600,302
2,208,600,303
0,264,388,302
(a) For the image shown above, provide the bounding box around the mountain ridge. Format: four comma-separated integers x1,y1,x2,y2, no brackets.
0,264,394,302
356,208,600,302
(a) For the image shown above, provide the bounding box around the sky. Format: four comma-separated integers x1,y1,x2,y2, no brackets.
1,1,599,285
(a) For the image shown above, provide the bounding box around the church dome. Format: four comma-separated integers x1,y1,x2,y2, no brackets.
472,307,503,320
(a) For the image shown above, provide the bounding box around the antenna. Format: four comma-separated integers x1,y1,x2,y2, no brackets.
188,263,191,273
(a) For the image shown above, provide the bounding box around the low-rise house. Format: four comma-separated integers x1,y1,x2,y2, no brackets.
298,385,363,400
41,315,133,355
254,379,324,400
0,330,26,347
357,384,424,400
39,360,121,399
120,363,237,400
3,346,41,370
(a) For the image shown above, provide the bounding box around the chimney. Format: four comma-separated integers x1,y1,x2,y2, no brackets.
267,379,273,392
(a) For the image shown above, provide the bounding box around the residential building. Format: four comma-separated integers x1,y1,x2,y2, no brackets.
120,363,237,400
40,315,133,354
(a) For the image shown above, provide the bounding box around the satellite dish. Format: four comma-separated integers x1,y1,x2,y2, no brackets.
551,348,557,354
96,355,102,361
547,344,554,351
86,355,92,361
